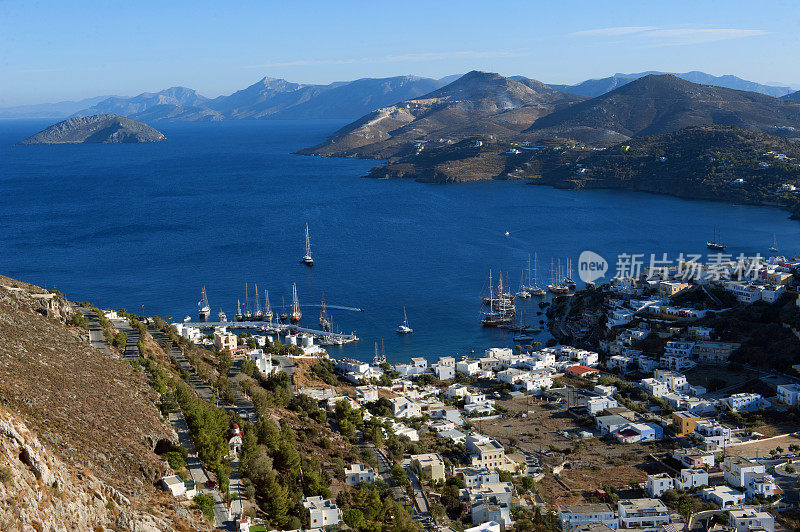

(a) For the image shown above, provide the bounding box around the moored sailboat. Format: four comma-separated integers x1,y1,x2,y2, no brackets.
397,306,413,334
301,223,314,265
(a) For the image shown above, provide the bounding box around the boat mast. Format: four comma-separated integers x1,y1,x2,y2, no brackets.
533,252,539,287
305,223,311,256
255,284,260,314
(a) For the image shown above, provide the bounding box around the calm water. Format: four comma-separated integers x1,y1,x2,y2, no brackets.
2,119,799,363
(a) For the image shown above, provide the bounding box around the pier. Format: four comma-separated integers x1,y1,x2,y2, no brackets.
180,321,359,342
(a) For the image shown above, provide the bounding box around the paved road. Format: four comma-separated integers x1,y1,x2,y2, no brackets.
111,318,141,362
170,411,230,527
77,307,112,356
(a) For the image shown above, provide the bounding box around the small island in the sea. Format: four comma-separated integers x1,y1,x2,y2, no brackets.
17,114,166,145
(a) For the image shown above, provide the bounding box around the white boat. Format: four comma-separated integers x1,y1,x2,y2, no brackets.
218,309,227,322
301,223,314,265
523,253,547,297
198,286,211,322
290,283,302,323
319,294,331,331
515,270,531,298
397,306,413,334
707,226,726,251
263,289,273,322
769,235,778,254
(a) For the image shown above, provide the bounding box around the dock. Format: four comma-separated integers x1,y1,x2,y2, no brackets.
180,321,359,343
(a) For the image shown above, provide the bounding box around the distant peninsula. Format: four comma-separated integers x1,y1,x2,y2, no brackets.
17,114,166,145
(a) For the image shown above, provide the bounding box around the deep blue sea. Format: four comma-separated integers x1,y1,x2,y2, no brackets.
2,119,799,363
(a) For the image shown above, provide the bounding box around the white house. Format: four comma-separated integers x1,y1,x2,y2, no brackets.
345,464,376,486
645,473,673,497
457,467,500,489
745,473,780,500
433,363,456,380
159,475,197,499
676,468,708,489
587,395,619,416
392,396,422,418
446,383,471,399
456,359,481,376
777,383,800,407
616,499,669,529
640,378,669,398
729,509,774,532
557,503,618,531
303,496,341,528
702,486,744,508
355,385,379,404
723,456,765,488
725,393,763,412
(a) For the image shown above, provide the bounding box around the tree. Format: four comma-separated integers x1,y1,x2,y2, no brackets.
261,472,289,525
193,493,215,521
255,417,281,450
391,464,409,486
343,508,364,528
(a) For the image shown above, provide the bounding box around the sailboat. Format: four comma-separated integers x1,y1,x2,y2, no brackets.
290,283,302,324
529,253,546,297
319,294,331,331
243,283,253,320
301,223,314,266
280,296,288,323
707,226,726,251
563,258,576,289
515,270,531,298
547,258,569,294
235,299,243,322
218,309,227,322
264,290,273,323
198,286,211,322
397,306,413,334
769,235,778,254
254,283,263,320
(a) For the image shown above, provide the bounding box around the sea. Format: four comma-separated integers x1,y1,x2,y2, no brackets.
2,119,799,363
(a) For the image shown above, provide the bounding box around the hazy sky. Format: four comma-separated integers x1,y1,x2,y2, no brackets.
2,0,800,106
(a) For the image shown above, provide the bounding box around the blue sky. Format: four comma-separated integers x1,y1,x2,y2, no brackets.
2,0,800,106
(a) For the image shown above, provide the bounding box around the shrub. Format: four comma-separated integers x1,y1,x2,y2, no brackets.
193,493,215,520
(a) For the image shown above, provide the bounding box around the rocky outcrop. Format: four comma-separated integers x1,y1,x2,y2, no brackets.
0,407,199,531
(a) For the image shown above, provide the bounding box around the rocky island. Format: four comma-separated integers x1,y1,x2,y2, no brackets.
17,114,166,145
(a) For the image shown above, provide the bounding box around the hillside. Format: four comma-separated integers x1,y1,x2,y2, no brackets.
529,74,800,144
551,71,795,98
785,91,800,103
0,276,207,530
17,114,166,144
298,70,584,159
534,126,800,214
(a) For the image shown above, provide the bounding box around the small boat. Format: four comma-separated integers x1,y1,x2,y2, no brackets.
769,235,778,254
707,226,726,251
183,315,192,322
397,306,413,334
301,223,314,266
198,286,211,322
218,309,227,322
504,231,510,236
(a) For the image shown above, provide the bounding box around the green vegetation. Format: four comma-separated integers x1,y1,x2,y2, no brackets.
336,482,418,532
68,312,88,330
193,493,216,521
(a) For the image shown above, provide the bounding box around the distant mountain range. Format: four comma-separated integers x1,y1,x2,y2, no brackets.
3,70,797,122
68,76,449,122
549,71,796,98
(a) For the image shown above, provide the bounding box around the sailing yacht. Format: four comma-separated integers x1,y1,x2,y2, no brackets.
769,235,779,254
290,283,302,323
515,270,531,298
397,306,413,334
254,283,263,320
319,294,331,331
707,226,726,250
546,258,569,294
198,286,211,322
525,253,546,297
301,223,314,266
235,299,243,322
280,296,288,323
263,290,273,323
